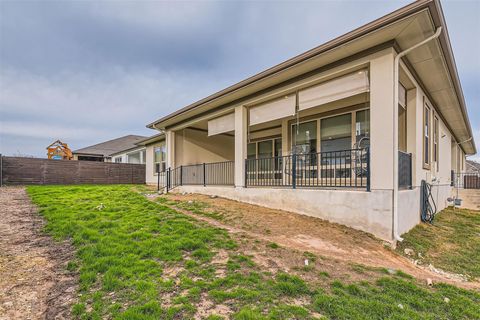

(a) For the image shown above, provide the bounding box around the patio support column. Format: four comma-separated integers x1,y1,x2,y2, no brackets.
234,105,247,187
369,49,395,191
166,130,175,169
281,119,289,185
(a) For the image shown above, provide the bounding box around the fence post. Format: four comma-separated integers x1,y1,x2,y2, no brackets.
203,163,206,187
409,153,413,190
292,154,297,189
366,148,371,192
166,168,171,192
180,165,183,186
244,160,247,188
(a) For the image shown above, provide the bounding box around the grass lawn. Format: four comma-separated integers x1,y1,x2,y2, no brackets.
397,207,480,280
27,185,480,320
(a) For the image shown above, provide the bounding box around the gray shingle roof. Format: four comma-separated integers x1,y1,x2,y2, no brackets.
466,160,480,174
73,135,147,157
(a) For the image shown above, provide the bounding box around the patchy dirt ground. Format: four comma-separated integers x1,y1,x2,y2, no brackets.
162,192,480,290
0,187,76,320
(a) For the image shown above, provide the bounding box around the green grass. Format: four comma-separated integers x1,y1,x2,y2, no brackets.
397,207,480,279
163,197,225,221
27,185,480,319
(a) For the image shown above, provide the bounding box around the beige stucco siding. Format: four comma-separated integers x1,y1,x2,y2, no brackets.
149,47,469,240
175,128,234,166
177,185,394,240
145,141,165,185
369,49,395,191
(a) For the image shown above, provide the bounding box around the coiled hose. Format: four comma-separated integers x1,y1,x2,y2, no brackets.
421,180,437,223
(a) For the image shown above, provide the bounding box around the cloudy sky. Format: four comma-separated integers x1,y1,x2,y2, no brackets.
0,0,478,159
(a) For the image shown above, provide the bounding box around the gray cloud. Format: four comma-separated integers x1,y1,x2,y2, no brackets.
1,0,478,160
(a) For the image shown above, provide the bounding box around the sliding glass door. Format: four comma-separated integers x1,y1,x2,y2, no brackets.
320,113,352,153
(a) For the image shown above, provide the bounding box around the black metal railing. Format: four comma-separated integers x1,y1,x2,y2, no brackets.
452,171,480,189
165,160,234,191
398,151,412,189
205,161,235,185
245,148,370,190
166,166,182,191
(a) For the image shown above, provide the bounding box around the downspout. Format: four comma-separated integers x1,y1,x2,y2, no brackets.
393,27,442,243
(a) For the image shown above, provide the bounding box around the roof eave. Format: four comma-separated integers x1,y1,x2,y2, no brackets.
146,0,475,155
146,0,433,130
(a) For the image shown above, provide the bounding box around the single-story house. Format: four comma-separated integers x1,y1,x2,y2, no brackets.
135,133,166,184
144,0,476,241
73,135,147,163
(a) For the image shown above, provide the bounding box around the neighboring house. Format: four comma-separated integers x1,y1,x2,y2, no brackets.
466,160,480,174
73,135,147,163
144,0,476,241
46,140,73,160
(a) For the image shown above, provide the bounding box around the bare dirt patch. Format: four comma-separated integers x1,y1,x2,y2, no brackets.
162,192,480,290
0,187,76,320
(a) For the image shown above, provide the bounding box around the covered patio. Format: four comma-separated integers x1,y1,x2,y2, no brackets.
159,67,407,193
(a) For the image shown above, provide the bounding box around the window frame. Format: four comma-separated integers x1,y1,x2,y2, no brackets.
291,119,318,155
154,143,166,175
398,82,407,153
290,106,369,154
433,114,439,171
247,137,282,159
423,100,431,169
126,151,142,164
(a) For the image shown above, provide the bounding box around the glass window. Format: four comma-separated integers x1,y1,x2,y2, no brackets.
154,144,166,173
257,140,273,173
321,114,352,153
258,140,273,158
274,139,282,157
114,157,122,163
424,106,430,165
292,121,317,154
355,110,370,148
247,143,256,159
127,152,141,164
141,150,146,164
398,105,407,152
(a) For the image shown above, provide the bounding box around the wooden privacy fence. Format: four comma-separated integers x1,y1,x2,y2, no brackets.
0,156,145,185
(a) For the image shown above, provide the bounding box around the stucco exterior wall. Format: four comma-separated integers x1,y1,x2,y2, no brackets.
145,141,165,185
175,128,234,166
176,186,394,240
398,189,420,235
397,62,456,235
397,184,452,236
151,48,466,241
110,146,146,164
369,49,395,191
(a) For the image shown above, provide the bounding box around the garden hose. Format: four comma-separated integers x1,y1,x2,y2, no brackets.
420,180,437,223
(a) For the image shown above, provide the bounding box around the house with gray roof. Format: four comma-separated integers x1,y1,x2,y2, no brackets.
72,135,147,163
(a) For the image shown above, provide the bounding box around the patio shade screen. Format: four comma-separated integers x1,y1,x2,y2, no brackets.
208,113,235,136
249,95,296,126
298,69,369,111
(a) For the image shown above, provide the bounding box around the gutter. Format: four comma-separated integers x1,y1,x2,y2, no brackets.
392,27,442,243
